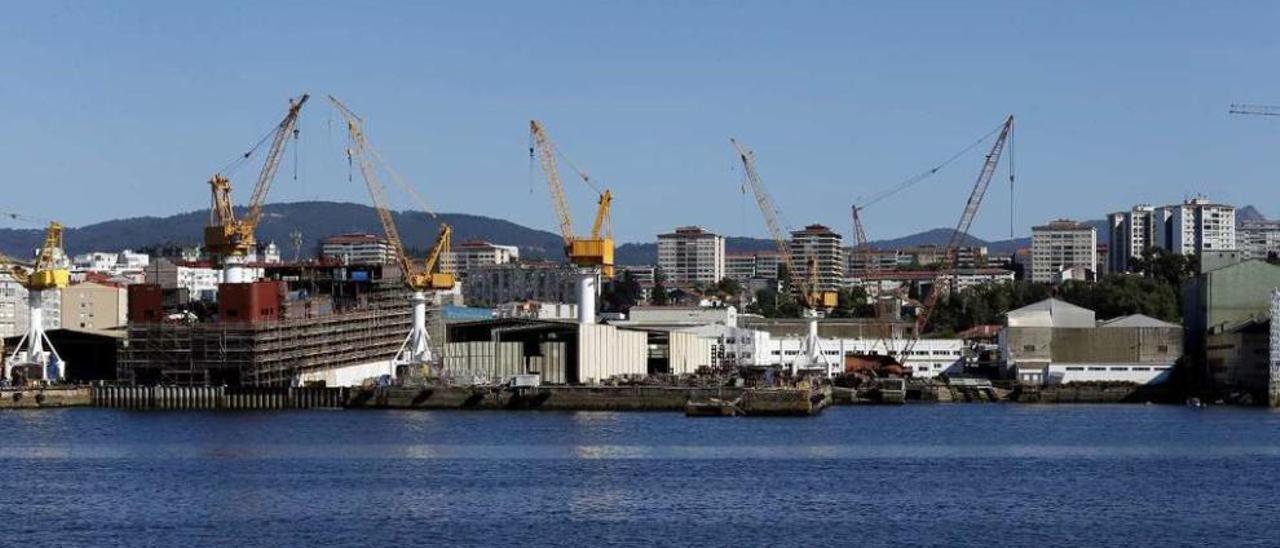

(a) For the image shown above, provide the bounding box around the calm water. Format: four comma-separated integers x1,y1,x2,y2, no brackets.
1,405,1278,547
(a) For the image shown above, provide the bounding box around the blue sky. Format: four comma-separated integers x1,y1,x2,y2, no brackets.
2,1,1278,243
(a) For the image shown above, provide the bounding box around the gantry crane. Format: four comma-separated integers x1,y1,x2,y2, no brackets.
329,96,455,373
1,219,71,383
529,120,614,277
900,115,1014,359
731,138,836,375
205,93,308,282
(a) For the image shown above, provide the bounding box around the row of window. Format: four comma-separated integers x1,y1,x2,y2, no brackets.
1062,366,1171,372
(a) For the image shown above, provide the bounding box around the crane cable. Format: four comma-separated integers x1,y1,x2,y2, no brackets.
854,120,1006,212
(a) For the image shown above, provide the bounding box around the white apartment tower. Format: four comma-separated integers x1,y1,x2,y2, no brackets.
1107,205,1156,273
444,241,519,277
1030,220,1098,283
657,226,726,286
1152,197,1235,255
789,224,845,292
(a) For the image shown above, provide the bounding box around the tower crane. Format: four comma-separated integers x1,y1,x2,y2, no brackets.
329,96,455,375
205,93,308,283
1,219,71,383
529,120,614,323
900,115,1014,359
731,138,835,376
1230,104,1280,117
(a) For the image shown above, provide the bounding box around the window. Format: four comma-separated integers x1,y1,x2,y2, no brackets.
1088,367,1105,371
1110,367,1128,371
1157,345,1169,352
1022,345,1036,352
1066,367,1084,371
1132,367,1149,371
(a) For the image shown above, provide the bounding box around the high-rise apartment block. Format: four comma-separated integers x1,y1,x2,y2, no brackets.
1238,220,1280,261
789,224,844,292
1030,220,1098,283
1152,197,1236,256
1108,197,1236,272
656,226,725,286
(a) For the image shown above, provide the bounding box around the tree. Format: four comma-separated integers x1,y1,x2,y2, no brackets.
600,272,642,313
715,277,742,297
1131,247,1197,288
650,268,670,306
829,286,874,318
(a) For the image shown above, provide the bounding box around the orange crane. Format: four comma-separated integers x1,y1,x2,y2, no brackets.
901,115,1014,358
1,219,71,382
205,93,308,282
329,96,455,373
529,120,614,278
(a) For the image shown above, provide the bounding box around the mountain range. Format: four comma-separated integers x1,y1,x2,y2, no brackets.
0,201,1264,266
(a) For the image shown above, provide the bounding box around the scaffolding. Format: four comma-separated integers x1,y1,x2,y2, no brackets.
119,276,446,387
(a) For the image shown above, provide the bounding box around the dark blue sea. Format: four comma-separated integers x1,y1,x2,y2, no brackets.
1,405,1277,547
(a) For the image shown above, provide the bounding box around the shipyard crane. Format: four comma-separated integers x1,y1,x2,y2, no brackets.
1,220,71,383
1230,104,1280,117
731,138,835,376
848,125,1009,361
900,115,1014,359
205,93,309,283
529,120,614,276
329,96,455,374
529,120,614,323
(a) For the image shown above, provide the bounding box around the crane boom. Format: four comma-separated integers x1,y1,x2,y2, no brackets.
1230,104,1280,117
851,205,874,274
242,94,309,232
205,93,308,260
732,138,823,308
530,120,576,246
329,96,454,292
911,115,1014,344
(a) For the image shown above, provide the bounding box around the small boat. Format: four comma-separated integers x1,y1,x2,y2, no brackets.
685,397,742,417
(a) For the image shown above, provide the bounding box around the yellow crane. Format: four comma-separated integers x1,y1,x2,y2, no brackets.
529,120,614,277
731,138,835,376
329,96,455,372
1,219,71,383
204,93,308,281
730,139,836,311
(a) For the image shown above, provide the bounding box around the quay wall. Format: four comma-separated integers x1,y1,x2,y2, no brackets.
0,387,92,409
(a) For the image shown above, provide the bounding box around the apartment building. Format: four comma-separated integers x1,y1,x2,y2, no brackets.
1238,220,1280,261
1030,220,1098,283
1106,205,1156,273
61,280,128,330
320,233,396,265
726,251,782,283
1152,197,1236,255
789,224,844,292
0,271,61,339
657,226,726,286
444,240,519,277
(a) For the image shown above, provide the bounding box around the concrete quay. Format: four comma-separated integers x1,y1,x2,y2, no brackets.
345,385,832,416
